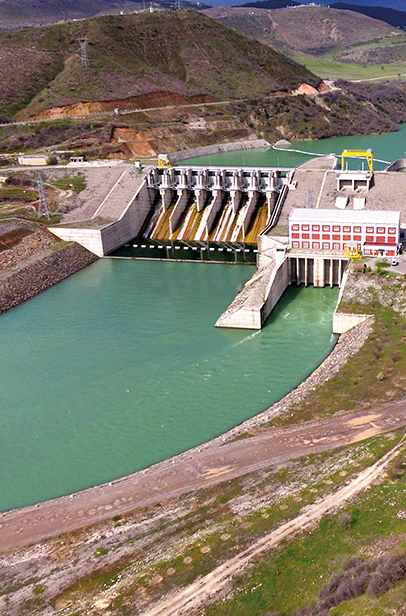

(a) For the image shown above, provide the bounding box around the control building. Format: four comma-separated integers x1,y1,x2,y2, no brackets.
288,209,400,258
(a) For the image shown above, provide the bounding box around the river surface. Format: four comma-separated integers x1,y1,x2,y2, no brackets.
180,123,406,170
0,260,338,511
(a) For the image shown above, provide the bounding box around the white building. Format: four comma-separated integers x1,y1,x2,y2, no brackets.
288,209,400,257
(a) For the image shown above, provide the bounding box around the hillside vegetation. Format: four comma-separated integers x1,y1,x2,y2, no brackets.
0,10,319,122
205,6,399,55
204,5,406,80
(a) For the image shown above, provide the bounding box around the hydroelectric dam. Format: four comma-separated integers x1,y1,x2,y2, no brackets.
51,151,406,332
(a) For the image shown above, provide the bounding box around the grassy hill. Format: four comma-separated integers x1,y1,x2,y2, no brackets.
0,10,319,121
205,5,399,54
204,5,406,80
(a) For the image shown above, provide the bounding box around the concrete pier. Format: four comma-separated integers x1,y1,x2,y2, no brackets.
216,240,348,330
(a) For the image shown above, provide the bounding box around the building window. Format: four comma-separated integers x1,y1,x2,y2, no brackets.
303,242,309,248
364,249,371,255
312,225,320,232
292,241,299,248
322,225,330,232
323,243,330,249
377,227,385,234
312,242,320,249
343,226,350,232
333,226,340,232
302,224,309,231
292,224,299,230
354,226,361,233
366,227,374,233
333,243,340,250
389,227,396,234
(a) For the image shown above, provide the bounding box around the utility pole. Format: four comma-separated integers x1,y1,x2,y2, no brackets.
78,36,90,68
307,187,313,209
37,175,51,219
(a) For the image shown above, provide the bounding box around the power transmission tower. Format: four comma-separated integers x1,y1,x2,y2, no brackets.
37,175,51,219
78,37,90,68
174,0,181,9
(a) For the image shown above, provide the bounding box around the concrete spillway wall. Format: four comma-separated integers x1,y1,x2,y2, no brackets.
169,189,189,236
216,247,348,330
49,180,153,256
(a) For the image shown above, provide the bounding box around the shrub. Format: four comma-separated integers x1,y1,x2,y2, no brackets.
337,512,352,529
368,553,406,596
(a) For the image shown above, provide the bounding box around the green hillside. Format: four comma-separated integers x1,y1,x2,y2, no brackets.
204,5,406,80
0,10,319,121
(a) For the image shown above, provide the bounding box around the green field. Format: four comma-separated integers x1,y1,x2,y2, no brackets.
292,36,406,81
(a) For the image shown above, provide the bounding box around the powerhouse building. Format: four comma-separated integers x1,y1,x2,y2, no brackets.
288,209,400,258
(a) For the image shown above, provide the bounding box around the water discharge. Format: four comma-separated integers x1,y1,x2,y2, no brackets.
0,259,338,512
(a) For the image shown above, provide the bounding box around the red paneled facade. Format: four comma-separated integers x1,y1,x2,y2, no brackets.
288,209,400,257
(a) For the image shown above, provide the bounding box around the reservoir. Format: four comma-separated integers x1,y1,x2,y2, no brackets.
180,123,406,170
0,259,338,512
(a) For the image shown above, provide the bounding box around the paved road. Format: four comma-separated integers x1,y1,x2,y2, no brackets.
0,398,405,554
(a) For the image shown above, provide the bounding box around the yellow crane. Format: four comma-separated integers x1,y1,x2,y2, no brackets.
157,153,171,168
341,149,373,173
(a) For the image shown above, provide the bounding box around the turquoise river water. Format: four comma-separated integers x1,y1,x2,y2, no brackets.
4,125,406,512
0,260,338,512
180,123,406,170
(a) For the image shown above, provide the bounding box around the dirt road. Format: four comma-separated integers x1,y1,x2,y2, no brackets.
142,436,405,616
1,398,405,554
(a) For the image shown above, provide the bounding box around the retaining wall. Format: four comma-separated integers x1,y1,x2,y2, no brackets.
0,243,98,313
170,139,270,163
333,311,372,334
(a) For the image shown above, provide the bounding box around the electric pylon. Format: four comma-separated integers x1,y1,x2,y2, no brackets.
37,175,51,219
78,37,90,68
